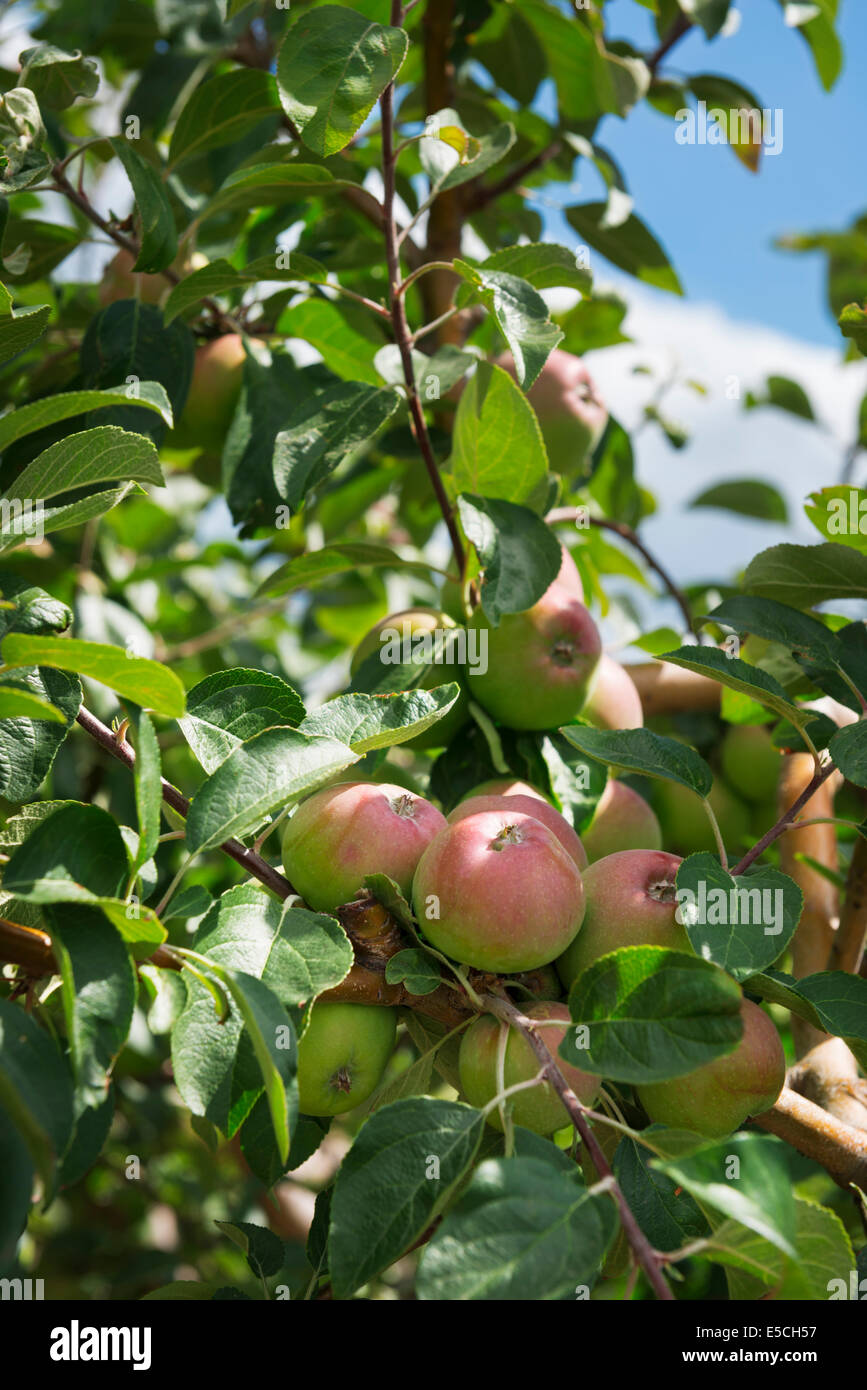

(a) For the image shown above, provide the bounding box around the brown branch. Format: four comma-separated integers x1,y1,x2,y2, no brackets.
483,991,673,1301
647,13,692,76
754,1085,867,1189
419,0,462,345
729,756,837,878
831,832,867,974
464,140,562,215
75,706,295,901
546,508,695,636
381,5,465,577
787,1038,867,1134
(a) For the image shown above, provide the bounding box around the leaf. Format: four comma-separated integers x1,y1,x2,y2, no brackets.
168,69,279,170
804,487,867,552
184,727,358,853
179,668,305,775
280,298,383,385
214,1220,285,1280
613,1135,709,1252
210,969,297,1166
44,903,136,1109
18,44,99,110
559,725,713,796
256,542,439,600
204,163,343,219
328,1097,485,1299
746,969,867,1070
560,946,744,1082
0,297,50,366
142,1282,226,1301
0,383,173,452
300,686,460,753
161,251,333,325
829,720,867,788
0,996,74,1195
1,802,129,902
745,373,815,419
675,853,803,980
421,115,516,195
384,948,442,996
78,301,194,445
109,138,177,274
457,494,561,625
690,480,788,523
743,542,867,606
707,594,842,665
472,243,592,297
1,216,81,283
659,645,811,728
417,1157,617,1300
0,1121,33,1266
0,635,185,717
566,203,682,295
652,1132,797,1257
0,688,64,721
779,0,842,91
4,426,164,503
684,2,734,38
538,731,608,832
129,708,161,870
840,303,867,356
276,5,408,157
450,362,549,510
454,260,562,389
272,381,401,512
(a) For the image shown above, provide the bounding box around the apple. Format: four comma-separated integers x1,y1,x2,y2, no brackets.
463,778,550,802
553,542,583,600
350,607,469,748
581,654,643,730
636,998,786,1137
282,781,446,912
654,778,751,856
458,1000,599,1134
556,848,686,991
495,348,608,474
296,1000,397,1116
468,584,601,731
581,780,662,863
447,793,587,869
720,725,782,804
170,334,249,453
412,809,585,972
99,248,208,308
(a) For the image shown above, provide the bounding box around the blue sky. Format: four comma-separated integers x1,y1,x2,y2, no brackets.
540,0,865,347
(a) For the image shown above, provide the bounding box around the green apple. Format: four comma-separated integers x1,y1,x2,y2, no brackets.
447,792,587,868
636,998,786,1137
296,1001,397,1116
351,607,469,748
170,334,250,453
581,654,644,730
459,1001,598,1133
654,777,751,856
720,725,782,804
581,780,662,862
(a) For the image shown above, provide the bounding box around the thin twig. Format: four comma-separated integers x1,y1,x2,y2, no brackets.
482,992,673,1301
464,140,562,214
647,13,692,75
730,759,837,876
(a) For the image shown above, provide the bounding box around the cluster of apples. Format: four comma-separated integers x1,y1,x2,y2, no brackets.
282,775,785,1138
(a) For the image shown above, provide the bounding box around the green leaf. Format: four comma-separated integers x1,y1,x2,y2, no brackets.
1,216,81,283
129,708,161,870
1,802,128,903
45,903,135,1109
272,381,401,512
613,1134,708,1252
0,1121,33,1265
0,383,173,452
658,645,811,728
179,668,305,775
279,298,383,385
743,542,867,606
476,242,592,298
559,725,713,796
78,301,193,445
384,948,442,996
745,373,814,420
3,422,162,505
457,494,561,625
0,996,74,1195
522,0,647,122
450,361,548,510
804,487,867,552
746,969,867,1070
685,1,734,39
109,138,177,274
707,594,841,664
0,688,64,721
652,1132,797,1257
168,69,278,170
566,203,681,295
161,251,333,325
204,163,343,219
300,686,460,753
328,1097,485,1299
829,720,867,788
210,969,296,1166
675,853,803,980
454,260,562,389
840,303,867,356
184,727,358,853
0,635,185,717
142,1282,226,1301
538,731,608,833
18,44,99,110
256,542,440,600
778,0,842,91
420,113,516,195
276,5,408,157
214,1220,285,1280
417,1157,617,1300
561,946,743,1082
690,480,788,523
0,296,50,366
